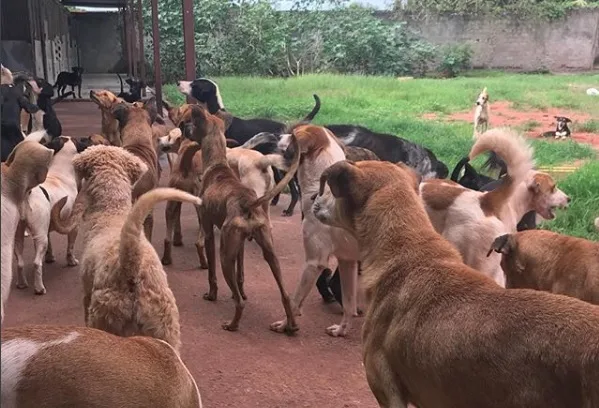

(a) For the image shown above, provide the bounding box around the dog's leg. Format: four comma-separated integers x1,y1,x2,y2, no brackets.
45,233,56,263
326,260,358,337
143,213,154,242
66,229,79,266
77,83,82,99
236,242,247,301
364,352,409,408
162,201,178,265
282,178,300,217
220,227,245,331
202,223,218,301
254,227,298,334
14,221,28,290
32,232,49,295
173,201,183,247
194,205,208,269
271,168,282,206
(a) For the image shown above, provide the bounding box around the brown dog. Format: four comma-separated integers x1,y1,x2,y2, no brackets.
1,325,202,407
313,159,599,408
112,97,160,241
89,89,123,146
489,230,599,305
183,105,300,333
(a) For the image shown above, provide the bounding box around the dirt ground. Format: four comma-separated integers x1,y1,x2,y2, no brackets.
422,101,599,149
3,101,377,408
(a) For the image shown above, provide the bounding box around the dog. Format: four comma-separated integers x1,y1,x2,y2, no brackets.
1,325,202,407
54,67,83,99
541,116,572,140
312,158,599,408
89,89,123,146
1,141,54,323
489,230,599,305
112,96,161,240
51,146,202,352
1,64,13,84
176,78,320,216
473,87,490,138
268,125,361,337
13,136,92,295
180,105,300,333
596,216,599,231
420,128,570,286
117,73,145,103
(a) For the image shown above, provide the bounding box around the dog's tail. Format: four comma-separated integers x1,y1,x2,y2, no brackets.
119,188,202,274
50,190,89,234
469,128,534,214
247,134,300,211
302,94,321,122
240,132,279,152
450,157,471,182
117,73,124,94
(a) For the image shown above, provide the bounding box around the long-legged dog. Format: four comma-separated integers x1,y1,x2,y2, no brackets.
181,105,300,333
14,136,92,295
473,87,490,138
313,159,599,408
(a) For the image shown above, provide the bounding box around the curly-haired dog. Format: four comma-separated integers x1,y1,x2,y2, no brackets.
51,146,201,352
421,128,569,286
1,325,202,407
181,105,300,333
489,230,599,305
13,136,92,295
1,141,54,323
313,159,599,408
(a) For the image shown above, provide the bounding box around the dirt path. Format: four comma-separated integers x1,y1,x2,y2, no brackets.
3,102,377,408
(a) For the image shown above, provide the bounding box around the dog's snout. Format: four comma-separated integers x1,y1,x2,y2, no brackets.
567,196,571,204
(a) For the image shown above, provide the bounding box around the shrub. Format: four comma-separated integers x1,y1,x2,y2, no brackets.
437,44,473,78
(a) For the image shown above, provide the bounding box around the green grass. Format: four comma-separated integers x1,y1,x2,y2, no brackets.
575,119,599,133
163,72,599,237
520,120,541,132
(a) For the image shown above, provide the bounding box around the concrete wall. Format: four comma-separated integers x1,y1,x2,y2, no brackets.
71,12,123,73
389,9,599,71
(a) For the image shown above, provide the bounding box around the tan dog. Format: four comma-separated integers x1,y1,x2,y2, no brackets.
112,97,160,241
88,133,111,145
89,89,123,146
1,325,202,407
473,87,490,138
183,105,300,333
1,141,54,324
13,137,91,295
51,146,201,352
313,159,599,408
420,128,569,286
489,230,599,304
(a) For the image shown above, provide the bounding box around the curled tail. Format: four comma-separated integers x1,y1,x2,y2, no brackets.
119,188,201,276
450,157,471,182
302,94,321,122
469,127,534,214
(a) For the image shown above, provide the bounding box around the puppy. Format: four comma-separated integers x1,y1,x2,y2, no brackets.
51,146,201,352
54,66,83,98
1,325,202,407
1,141,54,323
89,89,123,146
542,116,572,140
473,87,490,138
117,73,145,103
420,128,570,286
181,105,300,333
13,136,92,295
271,125,360,337
112,97,161,240
313,158,599,408
489,230,599,305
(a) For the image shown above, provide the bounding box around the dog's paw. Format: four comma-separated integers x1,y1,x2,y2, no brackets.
161,256,172,266
281,209,294,217
45,254,56,264
326,324,348,337
16,282,28,290
203,291,217,301
34,287,47,295
222,321,239,331
354,308,364,317
270,319,290,333
283,322,299,336
173,240,183,247
67,256,79,267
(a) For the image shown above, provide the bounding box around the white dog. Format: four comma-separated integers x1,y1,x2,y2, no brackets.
473,87,490,139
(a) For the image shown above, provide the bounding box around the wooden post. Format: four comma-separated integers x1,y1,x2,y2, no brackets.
182,0,196,104
137,0,145,90
150,0,162,113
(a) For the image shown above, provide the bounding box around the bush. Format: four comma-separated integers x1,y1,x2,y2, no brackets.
437,44,473,78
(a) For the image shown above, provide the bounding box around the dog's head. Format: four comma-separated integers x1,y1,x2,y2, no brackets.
177,78,224,114
90,89,122,110
87,134,111,146
527,172,570,220
125,77,145,96
1,64,14,85
112,96,157,127
277,125,342,163
158,128,183,152
476,87,489,106
72,145,148,188
3,140,54,196
554,116,572,132
164,101,194,127
187,104,225,145
312,160,421,232
488,233,525,282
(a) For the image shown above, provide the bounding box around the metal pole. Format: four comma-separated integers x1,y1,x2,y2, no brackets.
182,0,196,104
130,0,138,78
151,0,162,114
126,6,133,77
137,0,145,90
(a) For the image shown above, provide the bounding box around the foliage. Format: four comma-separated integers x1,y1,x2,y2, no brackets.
436,44,473,78
141,0,438,81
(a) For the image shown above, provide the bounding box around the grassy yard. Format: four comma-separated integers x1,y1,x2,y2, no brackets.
163,72,599,239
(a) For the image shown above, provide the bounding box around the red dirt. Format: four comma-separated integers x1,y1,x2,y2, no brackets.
423,101,599,150
3,102,377,408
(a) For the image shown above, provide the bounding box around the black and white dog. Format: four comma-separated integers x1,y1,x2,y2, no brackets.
177,78,321,216
54,67,84,99
542,116,572,140
117,73,145,103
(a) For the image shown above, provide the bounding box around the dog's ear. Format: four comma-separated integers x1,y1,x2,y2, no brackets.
395,162,422,192
44,136,68,154
75,137,94,153
320,160,358,199
564,117,572,123
143,96,158,123
487,234,515,257
112,102,129,124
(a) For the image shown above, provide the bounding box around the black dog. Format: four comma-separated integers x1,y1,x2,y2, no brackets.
117,73,145,103
450,157,499,190
54,67,83,99
1,82,40,161
542,116,572,139
179,77,321,216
